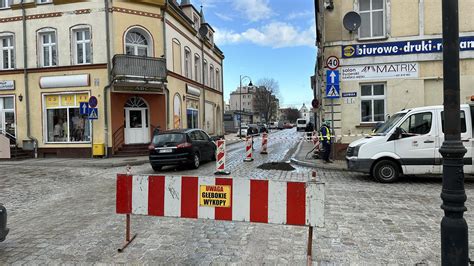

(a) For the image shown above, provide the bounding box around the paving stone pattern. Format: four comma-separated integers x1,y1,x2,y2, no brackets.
0,128,473,264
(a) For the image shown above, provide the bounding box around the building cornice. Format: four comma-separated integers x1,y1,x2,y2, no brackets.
168,71,223,95
0,64,107,76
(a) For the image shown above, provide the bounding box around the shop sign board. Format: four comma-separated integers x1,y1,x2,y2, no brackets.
0,80,14,91
342,36,474,58
341,63,419,81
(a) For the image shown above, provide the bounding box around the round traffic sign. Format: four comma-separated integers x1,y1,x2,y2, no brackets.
311,99,320,109
88,96,98,108
326,56,340,70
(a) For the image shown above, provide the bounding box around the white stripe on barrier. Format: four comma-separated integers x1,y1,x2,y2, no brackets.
198,176,215,220
232,178,250,222
164,176,181,217
268,180,286,224
132,175,148,215
306,181,325,226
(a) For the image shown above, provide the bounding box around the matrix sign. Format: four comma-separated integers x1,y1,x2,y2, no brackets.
199,185,231,207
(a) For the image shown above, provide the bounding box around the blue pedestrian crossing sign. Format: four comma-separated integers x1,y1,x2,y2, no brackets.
79,102,89,115
88,108,98,120
326,85,340,98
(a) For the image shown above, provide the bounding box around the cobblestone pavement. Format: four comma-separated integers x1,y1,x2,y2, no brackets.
0,128,473,264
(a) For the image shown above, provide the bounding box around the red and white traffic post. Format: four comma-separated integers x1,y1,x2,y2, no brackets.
214,139,230,175
260,132,268,154
244,136,254,162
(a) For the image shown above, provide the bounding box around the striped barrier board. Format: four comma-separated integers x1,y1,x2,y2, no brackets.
116,174,325,262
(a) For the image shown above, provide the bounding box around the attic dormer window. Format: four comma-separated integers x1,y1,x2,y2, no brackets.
208,32,213,44
193,15,200,31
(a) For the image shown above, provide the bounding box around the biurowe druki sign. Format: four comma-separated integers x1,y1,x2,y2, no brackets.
341,62,419,81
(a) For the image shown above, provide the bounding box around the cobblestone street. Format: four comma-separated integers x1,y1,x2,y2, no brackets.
0,128,473,264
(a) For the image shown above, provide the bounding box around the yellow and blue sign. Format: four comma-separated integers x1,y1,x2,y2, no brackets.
342,36,474,58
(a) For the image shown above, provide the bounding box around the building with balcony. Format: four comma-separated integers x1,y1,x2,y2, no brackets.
317,0,474,147
0,0,224,158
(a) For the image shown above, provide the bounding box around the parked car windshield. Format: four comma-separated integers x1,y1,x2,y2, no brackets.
373,113,406,135
152,133,185,145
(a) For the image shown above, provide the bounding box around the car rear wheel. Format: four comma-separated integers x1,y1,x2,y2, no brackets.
151,165,162,171
373,160,400,183
191,152,200,169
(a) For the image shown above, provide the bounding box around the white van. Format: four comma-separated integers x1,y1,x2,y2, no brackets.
346,104,473,182
296,118,308,131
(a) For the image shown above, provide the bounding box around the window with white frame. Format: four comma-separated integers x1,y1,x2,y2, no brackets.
39,30,57,67
359,0,385,39
216,69,220,91
44,93,91,143
203,60,208,86
125,28,152,56
0,0,10,8
194,54,200,82
0,34,14,69
210,65,214,88
37,0,52,4
73,27,91,64
184,47,191,79
360,84,385,123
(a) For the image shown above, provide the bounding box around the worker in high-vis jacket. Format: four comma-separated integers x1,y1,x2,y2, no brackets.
319,121,333,163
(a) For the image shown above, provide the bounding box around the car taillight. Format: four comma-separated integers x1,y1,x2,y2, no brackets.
177,142,192,148
148,144,155,150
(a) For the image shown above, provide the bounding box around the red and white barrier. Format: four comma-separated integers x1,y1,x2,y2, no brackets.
214,140,230,175
116,174,325,262
260,132,268,154
116,175,325,226
244,136,253,162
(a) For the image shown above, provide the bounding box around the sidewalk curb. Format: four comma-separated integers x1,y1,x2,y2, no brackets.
290,141,348,172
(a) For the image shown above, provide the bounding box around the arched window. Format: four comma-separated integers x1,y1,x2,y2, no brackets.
210,64,214,88
125,96,147,108
184,47,191,79
0,32,14,70
216,68,220,91
125,27,152,56
172,38,182,74
194,54,200,82
37,27,57,67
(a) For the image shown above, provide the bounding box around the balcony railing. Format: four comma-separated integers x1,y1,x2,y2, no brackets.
111,55,167,83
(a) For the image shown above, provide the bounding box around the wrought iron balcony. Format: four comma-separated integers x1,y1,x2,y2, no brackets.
111,55,167,87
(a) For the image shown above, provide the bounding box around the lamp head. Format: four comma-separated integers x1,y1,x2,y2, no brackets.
248,81,253,86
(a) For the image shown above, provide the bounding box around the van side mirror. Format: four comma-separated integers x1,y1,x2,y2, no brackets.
388,127,402,141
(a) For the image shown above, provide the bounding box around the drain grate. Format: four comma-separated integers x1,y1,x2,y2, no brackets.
257,162,295,171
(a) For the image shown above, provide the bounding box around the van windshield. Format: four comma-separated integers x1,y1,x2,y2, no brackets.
373,113,406,135
297,120,306,124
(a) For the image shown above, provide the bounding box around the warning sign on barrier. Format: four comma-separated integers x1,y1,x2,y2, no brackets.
199,185,231,207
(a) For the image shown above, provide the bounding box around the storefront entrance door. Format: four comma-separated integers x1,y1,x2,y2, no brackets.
0,97,15,138
124,108,149,144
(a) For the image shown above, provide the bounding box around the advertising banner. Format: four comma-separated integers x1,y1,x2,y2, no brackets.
341,63,419,81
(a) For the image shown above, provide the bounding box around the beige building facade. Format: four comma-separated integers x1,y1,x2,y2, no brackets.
317,0,474,145
0,0,224,158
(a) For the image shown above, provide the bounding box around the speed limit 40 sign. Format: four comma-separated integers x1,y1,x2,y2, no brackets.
326,56,340,70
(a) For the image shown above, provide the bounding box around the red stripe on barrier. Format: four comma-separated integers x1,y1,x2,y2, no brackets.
217,152,225,161
215,178,233,221
286,182,306,225
181,176,198,218
116,174,132,214
250,180,268,223
148,176,165,216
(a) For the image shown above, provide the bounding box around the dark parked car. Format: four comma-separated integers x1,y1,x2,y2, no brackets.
0,204,8,242
148,129,217,171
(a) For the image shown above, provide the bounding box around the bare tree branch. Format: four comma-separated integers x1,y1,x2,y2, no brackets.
252,78,280,122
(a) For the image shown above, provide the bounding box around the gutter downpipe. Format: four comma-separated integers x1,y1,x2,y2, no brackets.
21,0,38,158
162,3,169,128
103,0,112,157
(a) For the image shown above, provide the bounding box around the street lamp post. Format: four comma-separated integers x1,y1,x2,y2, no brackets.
239,75,252,139
440,0,469,264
